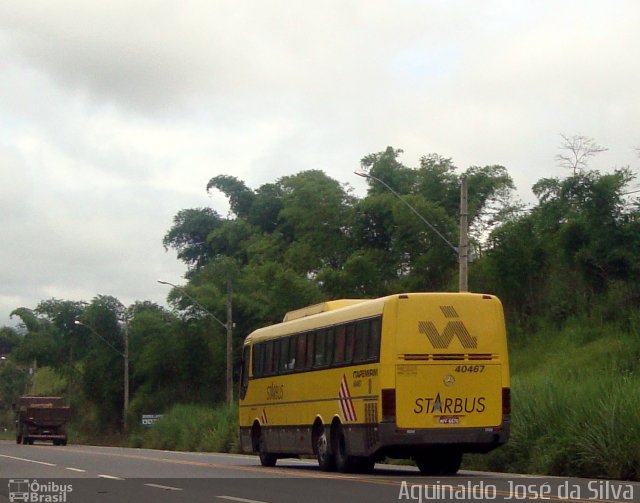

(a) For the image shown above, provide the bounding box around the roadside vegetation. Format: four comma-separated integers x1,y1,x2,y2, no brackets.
1,137,638,480
132,402,238,453
465,318,640,480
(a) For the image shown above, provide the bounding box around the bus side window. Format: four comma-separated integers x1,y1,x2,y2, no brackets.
240,345,250,399
282,336,295,371
325,327,335,366
369,317,381,360
314,329,326,367
253,343,264,378
354,320,370,362
295,333,306,370
272,339,282,374
334,325,346,364
279,337,289,372
305,331,315,369
264,341,275,375
345,324,355,363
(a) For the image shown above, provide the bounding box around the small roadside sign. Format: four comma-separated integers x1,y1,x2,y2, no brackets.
141,414,163,427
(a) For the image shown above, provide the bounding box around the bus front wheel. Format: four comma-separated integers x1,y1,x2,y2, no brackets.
258,434,277,467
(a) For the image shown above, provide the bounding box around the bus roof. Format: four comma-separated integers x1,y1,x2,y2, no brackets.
245,296,389,344
282,299,369,322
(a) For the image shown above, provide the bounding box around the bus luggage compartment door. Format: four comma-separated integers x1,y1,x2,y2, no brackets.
395,363,502,429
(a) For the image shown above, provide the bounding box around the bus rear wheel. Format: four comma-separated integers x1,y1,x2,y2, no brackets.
333,425,354,473
316,428,335,471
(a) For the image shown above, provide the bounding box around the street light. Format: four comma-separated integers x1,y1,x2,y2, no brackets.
74,320,129,430
354,170,469,292
158,279,234,406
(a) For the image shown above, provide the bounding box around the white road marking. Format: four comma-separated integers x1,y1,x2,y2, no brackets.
0,454,56,466
144,483,183,491
217,496,269,503
65,467,86,472
98,474,125,480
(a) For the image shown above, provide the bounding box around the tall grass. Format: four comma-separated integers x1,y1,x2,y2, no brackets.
465,323,640,481
136,402,239,453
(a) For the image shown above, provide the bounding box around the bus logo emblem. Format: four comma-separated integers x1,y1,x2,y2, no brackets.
418,307,477,349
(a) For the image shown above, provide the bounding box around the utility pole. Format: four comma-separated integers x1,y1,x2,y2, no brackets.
123,322,129,431
226,275,233,405
459,175,469,292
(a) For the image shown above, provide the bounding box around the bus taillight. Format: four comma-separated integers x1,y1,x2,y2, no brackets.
382,388,396,420
502,387,511,415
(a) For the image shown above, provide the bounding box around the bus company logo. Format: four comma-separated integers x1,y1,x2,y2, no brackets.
417,306,477,349
8,479,73,502
338,374,357,422
413,393,486,415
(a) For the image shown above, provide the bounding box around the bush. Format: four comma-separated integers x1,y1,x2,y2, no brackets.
138,402,238,453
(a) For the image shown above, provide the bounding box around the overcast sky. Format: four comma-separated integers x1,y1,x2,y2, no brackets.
1,1,639,328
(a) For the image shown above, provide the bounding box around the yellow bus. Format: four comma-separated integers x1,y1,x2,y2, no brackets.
238,292,510,474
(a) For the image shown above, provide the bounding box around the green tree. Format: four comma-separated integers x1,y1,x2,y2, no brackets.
0,326,21,355
163,208,222,270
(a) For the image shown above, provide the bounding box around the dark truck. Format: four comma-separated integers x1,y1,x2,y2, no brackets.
14,396,70,445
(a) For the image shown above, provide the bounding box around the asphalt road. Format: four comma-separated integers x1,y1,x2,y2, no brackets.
1,441,638,503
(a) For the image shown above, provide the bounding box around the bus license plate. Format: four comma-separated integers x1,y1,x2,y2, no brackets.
438,416,460,425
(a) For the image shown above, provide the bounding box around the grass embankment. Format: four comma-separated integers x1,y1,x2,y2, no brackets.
130,402,239,453
464,321,640,481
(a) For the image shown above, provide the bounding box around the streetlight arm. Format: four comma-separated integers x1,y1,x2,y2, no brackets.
157,280,227,329
354,171,459,253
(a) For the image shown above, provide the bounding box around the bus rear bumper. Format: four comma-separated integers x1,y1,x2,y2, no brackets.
372,419,510,457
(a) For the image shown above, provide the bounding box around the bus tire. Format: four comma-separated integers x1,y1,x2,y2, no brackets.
258,434,277,467
316,428,336,472
439,451,462,474
333,425,354,473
